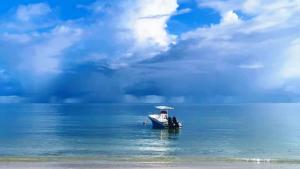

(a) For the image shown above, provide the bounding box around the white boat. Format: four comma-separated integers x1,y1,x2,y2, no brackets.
148,106,182,129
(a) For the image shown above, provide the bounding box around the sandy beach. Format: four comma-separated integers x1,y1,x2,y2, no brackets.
1,160,300,169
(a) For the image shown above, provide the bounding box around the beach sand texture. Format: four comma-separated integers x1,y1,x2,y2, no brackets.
1,161,300,169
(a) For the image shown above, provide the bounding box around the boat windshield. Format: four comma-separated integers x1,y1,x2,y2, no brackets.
160,110,168,114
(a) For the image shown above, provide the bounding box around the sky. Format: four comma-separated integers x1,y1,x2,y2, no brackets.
0,0,300,104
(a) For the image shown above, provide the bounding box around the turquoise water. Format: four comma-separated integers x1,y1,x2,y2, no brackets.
1,103,300,162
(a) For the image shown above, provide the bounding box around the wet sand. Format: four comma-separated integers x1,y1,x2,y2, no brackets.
1,161,300,169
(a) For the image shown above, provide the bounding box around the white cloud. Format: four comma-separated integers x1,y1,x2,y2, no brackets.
73,0,180,67
221,10,239,25
123,0,178,49
199,0,300,33
280,39,300,79
27,25,82,75
175,0,300,98
242,0,261,14
16,3,51,22
0,3,83,77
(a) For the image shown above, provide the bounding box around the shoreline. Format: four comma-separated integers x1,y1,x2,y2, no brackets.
1,157,300,169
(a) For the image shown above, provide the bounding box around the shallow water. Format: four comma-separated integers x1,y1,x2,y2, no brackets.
1,103,300,162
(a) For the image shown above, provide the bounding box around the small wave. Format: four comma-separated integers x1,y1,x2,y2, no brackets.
225,157,300,164
231,158,272,163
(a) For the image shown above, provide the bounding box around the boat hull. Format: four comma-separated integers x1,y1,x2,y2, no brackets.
148,116,168,129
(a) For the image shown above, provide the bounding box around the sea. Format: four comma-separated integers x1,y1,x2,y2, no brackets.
1,103,300,163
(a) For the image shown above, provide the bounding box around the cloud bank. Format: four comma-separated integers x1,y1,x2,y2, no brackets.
0,0,300,103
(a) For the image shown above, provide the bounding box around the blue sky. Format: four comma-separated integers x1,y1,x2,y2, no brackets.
0,0,300,103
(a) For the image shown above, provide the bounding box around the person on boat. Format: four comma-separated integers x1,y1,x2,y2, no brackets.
168,117,174,128
172,116,180,129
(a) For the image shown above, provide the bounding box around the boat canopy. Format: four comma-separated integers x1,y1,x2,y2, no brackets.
155,106,174,110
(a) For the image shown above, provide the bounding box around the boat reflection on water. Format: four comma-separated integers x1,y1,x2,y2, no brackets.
138,128,181,156
133,126,181,157
156,128,180,140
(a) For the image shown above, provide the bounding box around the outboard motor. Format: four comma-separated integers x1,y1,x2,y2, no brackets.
168,117,174,129
172,116,180,129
